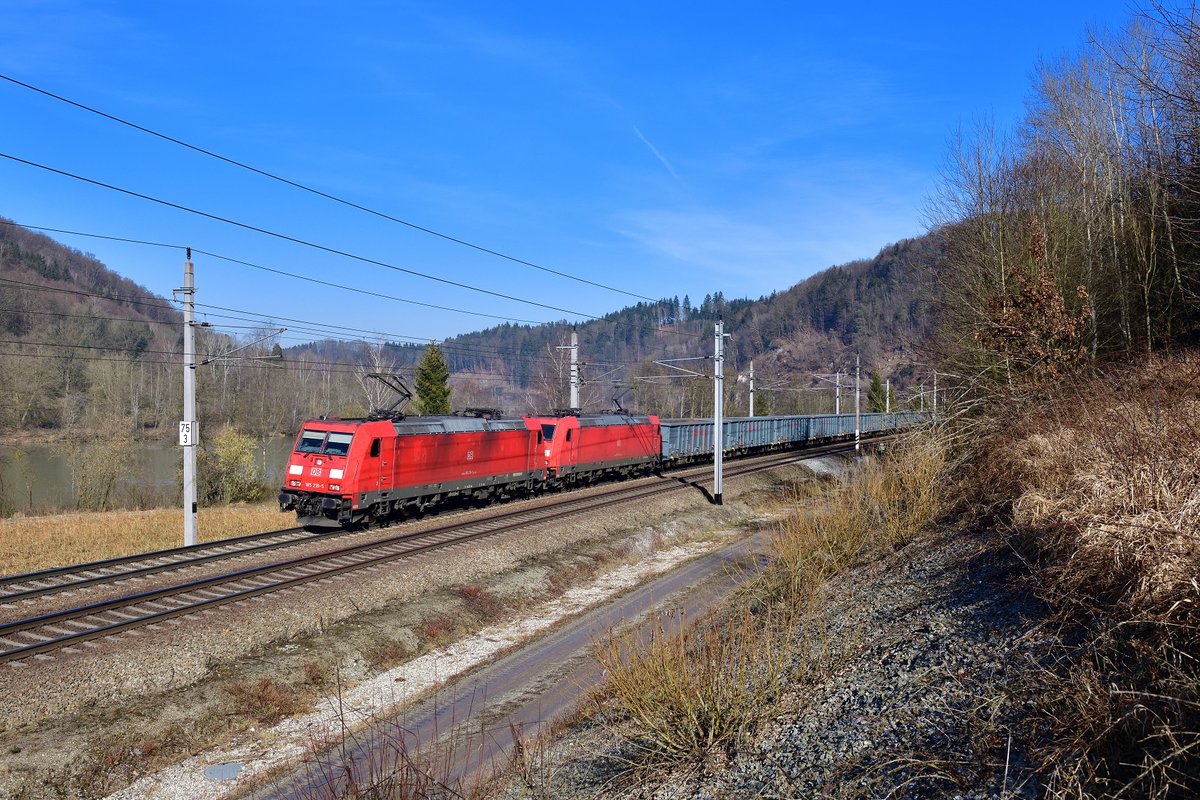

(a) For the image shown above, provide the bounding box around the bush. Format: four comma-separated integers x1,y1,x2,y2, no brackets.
962,353,1200,798
597,609,786,766
199,426,267,504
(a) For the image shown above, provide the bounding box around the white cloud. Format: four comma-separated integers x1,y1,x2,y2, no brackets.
612,158,931,295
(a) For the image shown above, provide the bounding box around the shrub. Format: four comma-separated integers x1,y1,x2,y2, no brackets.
597,609,786,766
964,353,1200,798
199,426,268,503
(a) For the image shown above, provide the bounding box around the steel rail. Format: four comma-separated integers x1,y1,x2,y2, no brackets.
0,526,350,605
0,439,864,664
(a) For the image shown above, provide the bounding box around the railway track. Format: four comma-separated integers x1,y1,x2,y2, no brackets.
0,526,346,606
0,441,860,665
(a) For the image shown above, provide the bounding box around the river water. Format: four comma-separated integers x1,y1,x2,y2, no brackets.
0,437,294,515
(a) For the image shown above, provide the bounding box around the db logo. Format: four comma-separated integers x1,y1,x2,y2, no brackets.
310,467,322,477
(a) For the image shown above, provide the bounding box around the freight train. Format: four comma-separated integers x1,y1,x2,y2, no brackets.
278,410,928,528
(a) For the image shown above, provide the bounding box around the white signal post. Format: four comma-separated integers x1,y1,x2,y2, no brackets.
176,251,198,547
713,318,729,505
569,328,580,410
748,360,755,418
556,327,581,411
854,353,861,452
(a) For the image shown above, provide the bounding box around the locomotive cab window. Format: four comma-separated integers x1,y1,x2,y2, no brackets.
540,424,556,441
565,429,573,442
324,432,354,456
369,438,381,457
296,429,327,453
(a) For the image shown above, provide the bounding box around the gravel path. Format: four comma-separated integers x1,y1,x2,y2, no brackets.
528,526,1053,799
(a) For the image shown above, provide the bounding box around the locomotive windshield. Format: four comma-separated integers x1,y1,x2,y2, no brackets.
296,429,327,453
541,424,556,441
295,429,355,456
324,432,353,456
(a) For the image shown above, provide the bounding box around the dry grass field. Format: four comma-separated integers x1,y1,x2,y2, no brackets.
0,503,290,575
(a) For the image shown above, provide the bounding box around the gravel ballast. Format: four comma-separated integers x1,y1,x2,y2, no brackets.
523,526,1052,799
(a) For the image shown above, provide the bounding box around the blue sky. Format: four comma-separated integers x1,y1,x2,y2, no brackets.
0,1,1139,346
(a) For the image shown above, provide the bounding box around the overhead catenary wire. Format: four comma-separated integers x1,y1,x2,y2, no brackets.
0,219,695,339
0,345,578,385
0,153,622,322
0,277,654,370
0,72,660,303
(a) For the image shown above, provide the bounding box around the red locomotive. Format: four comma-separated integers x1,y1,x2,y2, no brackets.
278,413,548,528
535,413,660,488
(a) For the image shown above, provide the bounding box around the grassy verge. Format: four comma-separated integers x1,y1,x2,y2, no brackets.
0,502,288,575
962,352,1200,798
596,433,949,773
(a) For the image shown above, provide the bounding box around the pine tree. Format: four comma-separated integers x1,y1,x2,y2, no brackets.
414,343,452,414
867,371,887,412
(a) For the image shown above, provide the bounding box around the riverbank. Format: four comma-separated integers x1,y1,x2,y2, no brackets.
0,503,287,575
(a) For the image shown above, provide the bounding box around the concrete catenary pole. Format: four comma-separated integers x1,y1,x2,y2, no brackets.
748,360,755,418
713,317,725,505
569,328,580,410
854,353,861,452
835,370,841,415
179,251,198,546
886,378,891,414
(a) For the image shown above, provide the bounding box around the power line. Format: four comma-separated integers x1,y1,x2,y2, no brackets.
0,342,573,384
1,221,694,362
0,72,658,303
0,152,611,322
0,218,692,338
0,222,549,326
0,282,646,372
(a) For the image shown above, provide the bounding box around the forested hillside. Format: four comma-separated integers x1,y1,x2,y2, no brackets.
433,234,941,415
0,221,181,433
0,217,940,439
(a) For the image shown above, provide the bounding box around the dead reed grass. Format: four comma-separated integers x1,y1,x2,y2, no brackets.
0,502,289,575
764,432,949,606
598,431,950,772
597,608,787,766
968,351,1200,798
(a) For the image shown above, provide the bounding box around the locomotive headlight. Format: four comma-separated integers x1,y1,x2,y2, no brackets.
330,483,341,491
289,480,301,487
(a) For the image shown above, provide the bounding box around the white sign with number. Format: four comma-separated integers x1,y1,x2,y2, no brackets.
179,420,198,446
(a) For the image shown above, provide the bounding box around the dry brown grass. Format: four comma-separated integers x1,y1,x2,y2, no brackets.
597,433,950,773
223,676,310,725
0,502,290,575
597,608,788,767
964,351,1200,798
764,432,949,606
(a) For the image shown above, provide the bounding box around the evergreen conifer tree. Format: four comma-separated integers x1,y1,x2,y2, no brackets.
415,343,452,414
867,371,887,412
